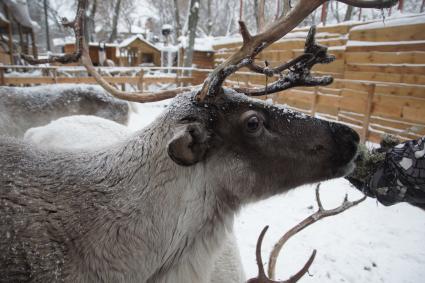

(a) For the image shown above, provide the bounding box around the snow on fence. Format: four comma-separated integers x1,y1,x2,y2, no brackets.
0,66,209,91
216,14,425,143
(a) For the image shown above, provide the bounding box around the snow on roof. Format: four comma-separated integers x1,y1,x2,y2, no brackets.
194,37,214,52
0,11,9,24
2,0,34,29
162,24,173,30
212,35,243,46
155,42,179,52
118,34,160,51
352,13,425,31
53,37,118,48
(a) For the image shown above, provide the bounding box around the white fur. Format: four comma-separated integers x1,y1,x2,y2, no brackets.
23,115,131,150
24,115,245,282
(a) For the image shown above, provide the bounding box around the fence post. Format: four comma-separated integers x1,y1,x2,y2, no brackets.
361,83,375,143
310,86,319,116
137,70,144,91
52,68,58,83
0,68,4,85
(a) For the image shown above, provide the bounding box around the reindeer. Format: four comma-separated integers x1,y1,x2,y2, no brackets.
22,114,246,282
2,0,397,282
0,84,129,138
23,115,132,151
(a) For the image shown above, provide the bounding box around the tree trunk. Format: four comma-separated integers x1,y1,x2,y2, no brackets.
173,0,182,39
320,2,328,26
344,5,354,21
239,0,243,21
282,0,291,17
257,0,265,32
183,0,200,74
43,0,51,51
331,1,340,23
109,0,122,43
207,0,213,35
422,0,425,13
88,0,97,42
398,0,404,12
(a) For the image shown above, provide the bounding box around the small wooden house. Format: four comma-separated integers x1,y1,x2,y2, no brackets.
178,39,215,69
179,49,214,69
119,35,161,66
0,0,37,65
62,42,119,66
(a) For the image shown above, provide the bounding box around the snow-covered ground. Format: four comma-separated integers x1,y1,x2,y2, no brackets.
129,100,425,283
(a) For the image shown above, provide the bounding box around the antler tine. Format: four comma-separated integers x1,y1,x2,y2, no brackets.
234,25,336,96
196,0,398,102
266,184,367,280
247,226,316,283
21,0,193,103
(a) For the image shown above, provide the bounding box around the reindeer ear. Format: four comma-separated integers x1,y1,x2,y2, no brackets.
167,123,210,166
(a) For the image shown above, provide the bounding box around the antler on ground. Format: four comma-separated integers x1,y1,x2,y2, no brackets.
21,0,194,103
196,0,398,102
247,226,316,283
250,184,366,282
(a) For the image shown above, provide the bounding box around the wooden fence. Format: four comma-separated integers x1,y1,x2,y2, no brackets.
0,65,211,91
215,14,425,143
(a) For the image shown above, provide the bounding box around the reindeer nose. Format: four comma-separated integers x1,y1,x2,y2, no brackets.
328,122,359,166
329,123,360,144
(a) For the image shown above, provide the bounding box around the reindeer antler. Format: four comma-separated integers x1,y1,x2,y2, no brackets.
22,0,398,103
196,0,398,102
247,184,367,283
21,0,193,103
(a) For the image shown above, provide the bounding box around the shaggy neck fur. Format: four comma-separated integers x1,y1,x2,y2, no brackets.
54,118,236,282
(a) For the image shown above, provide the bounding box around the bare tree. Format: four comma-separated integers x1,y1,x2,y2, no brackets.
88,0,97,41
108,0,122,42
282,0,292,17
173,0,183,38
344,5,354,21
206,0,213,35
255,0,266,32
43,0,51,51
183,0,200,72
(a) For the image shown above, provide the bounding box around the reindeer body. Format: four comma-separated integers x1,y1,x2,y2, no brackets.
0,85,129,138
1,121,226,282
0,90,359,282
23,115,132,151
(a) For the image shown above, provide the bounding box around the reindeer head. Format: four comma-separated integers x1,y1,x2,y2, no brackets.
166,89,358,203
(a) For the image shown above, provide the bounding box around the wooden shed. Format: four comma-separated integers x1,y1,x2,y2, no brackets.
119,35,161,66
62,42,119,66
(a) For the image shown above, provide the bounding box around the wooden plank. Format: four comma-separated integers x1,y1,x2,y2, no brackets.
402,106,425,123
349,23,425,42
346,63,425,75
344,71,425,84
346,41,425,52
317,38,347,47
4,77,55,84
345,51,425,64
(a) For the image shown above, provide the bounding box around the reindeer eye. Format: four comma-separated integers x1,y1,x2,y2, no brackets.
246,116,260,133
